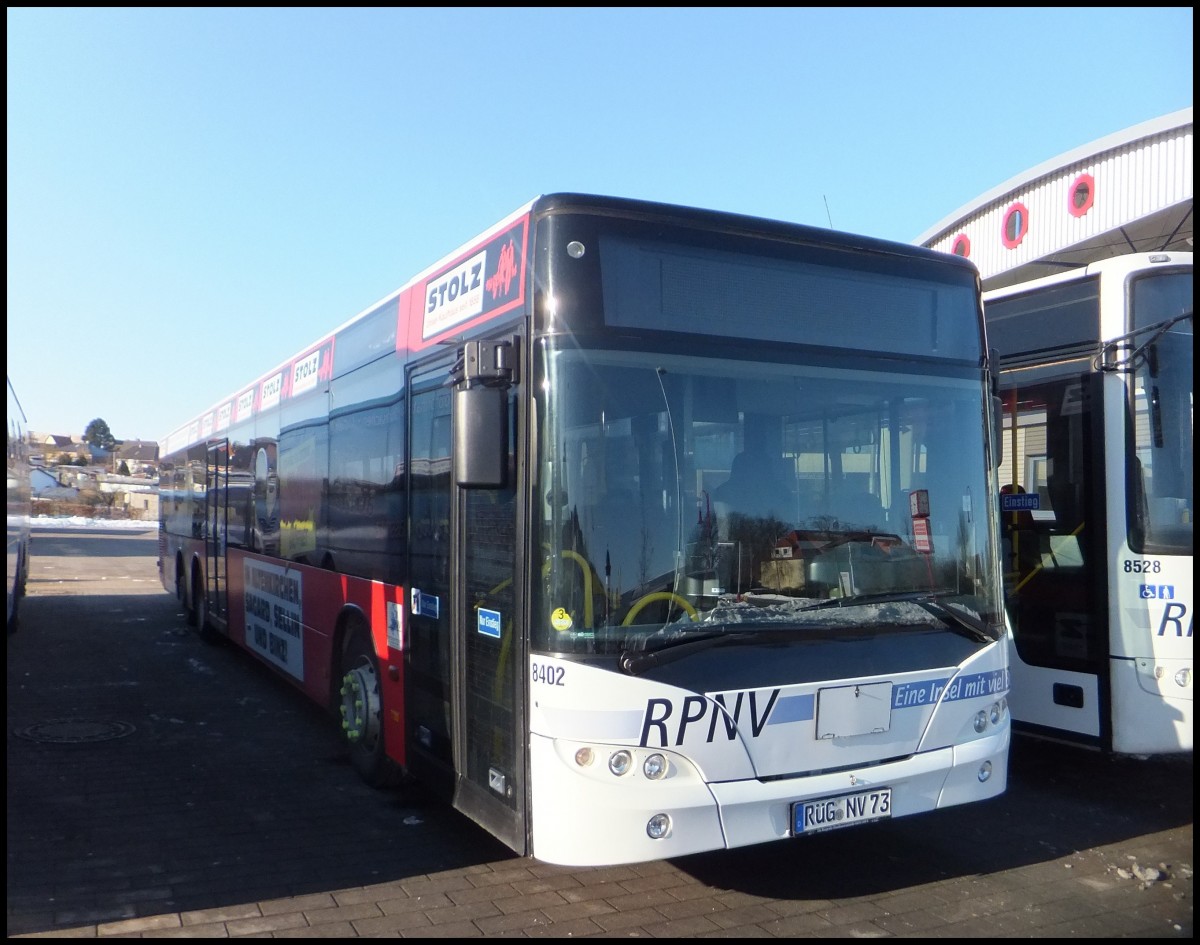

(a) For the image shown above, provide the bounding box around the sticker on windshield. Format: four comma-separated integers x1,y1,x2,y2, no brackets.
478,607,502,639
551,607,573,632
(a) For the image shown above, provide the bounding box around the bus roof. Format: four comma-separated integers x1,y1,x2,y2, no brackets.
161,193,982,450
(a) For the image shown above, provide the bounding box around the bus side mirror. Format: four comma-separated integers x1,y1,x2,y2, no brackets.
450,336,517,488
454,385,507,488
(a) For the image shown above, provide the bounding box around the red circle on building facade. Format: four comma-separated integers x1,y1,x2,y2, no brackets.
1002,202,1029,249
1069,174,1095,217
951,234,971,257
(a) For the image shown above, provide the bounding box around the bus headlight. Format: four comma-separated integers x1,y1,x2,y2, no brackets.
608,749,633,776
973,710,988,733
562,742,688,782
642,752,668,780
978,760,993,782
646,813,671,839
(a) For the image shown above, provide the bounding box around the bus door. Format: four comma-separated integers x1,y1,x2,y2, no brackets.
1000,373,1109,743
405,336,527,856
405,366,456,795
204,438,230,632
451,336,525,855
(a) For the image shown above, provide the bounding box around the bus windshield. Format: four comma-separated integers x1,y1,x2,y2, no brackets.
1127,270,1193,555
533,345,1002,655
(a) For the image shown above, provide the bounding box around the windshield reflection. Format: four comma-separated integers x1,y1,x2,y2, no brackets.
534,347,1002,654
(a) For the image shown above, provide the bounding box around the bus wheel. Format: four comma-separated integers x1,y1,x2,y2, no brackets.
7,566,21,636
178,560,196,626
191,567,219,645
338,625,399,787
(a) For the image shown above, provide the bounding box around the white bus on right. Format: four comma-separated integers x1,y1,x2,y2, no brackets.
984,251,1192,755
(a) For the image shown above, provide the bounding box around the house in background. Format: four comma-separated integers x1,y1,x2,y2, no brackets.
28,431,159,477
31,465,78,499
26,430,160,521
31,432,88,465
114,439,159,476
100,473,159,520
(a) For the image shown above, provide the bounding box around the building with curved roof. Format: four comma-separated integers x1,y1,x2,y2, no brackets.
916,108,1192,291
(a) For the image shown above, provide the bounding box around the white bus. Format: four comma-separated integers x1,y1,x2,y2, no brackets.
7,375,33,633
158,193,1010,866
985,252,1192,755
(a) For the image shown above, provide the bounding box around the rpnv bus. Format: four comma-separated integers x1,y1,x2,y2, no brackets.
158,194,1010,867
7,375,33,634
985,252,1192,756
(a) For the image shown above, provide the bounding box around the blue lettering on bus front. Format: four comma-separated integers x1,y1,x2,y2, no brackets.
910,670,1008,704
746,689,778,736
640,699,672,746
709,689,779,739
893,678,950,708
639,688,781,747
1158,602,1192,637
707,692,743,740
676,696,708,745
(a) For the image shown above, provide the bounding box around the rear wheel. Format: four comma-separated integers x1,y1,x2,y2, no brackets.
191,566,220,644
7,552,23,635
178,559,196,626
338,623,401,787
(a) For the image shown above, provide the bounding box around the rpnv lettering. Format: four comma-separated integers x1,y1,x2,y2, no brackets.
1158,602,1192,637
638,689,780,747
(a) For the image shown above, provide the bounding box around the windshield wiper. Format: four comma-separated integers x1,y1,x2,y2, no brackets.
620,629,755,676
788,590,994,643
1096,310,1193,373
907,596,994,644
618,591,995,676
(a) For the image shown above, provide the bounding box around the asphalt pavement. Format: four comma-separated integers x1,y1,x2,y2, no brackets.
6,527,1193,938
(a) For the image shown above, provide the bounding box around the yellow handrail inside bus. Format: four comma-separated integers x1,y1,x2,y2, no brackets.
621,591,697,626
543,549,595,629
1012,520,1085,593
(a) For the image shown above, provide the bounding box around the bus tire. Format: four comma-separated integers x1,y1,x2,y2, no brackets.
7,572,21,636
191,566,220,645
338,623,401,788
178,559,196,626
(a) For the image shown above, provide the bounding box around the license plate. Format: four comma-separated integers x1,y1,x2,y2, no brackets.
793,787,892,834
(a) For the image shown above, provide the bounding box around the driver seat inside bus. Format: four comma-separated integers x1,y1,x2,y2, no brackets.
713,450,793,522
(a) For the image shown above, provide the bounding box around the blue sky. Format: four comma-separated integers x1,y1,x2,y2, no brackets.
7,7,1193,444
